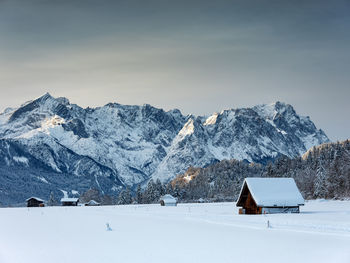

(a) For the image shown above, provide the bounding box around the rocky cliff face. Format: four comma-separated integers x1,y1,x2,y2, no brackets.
0,93,329,204
152,102,329,181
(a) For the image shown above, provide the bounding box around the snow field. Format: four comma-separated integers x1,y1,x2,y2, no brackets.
0,200,350,263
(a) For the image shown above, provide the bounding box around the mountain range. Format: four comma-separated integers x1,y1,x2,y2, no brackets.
0,93,329,205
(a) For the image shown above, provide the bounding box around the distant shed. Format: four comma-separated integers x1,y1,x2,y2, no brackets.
26,197,44,207
236,178,304,214
85,200,100,206
61,198,79,206
160,194,177,206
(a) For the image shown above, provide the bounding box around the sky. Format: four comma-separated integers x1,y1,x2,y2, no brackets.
0,0,349,141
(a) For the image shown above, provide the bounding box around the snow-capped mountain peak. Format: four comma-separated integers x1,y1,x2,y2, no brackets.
0,95,329,203
179,119,195,136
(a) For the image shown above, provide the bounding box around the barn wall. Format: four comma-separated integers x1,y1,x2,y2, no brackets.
262,207,300,214
62,202,78,206
243,192,259,214
27,199,43,207
164,203,177,206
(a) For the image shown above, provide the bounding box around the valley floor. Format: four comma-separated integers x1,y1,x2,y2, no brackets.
1,200,350,263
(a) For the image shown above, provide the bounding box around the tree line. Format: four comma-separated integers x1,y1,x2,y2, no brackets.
138,140,350,203
46,140,350,205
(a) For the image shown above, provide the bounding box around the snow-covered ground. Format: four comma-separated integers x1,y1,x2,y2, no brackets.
1,200,350,263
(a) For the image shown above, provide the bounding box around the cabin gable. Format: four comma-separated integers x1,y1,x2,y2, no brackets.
236,183,260,214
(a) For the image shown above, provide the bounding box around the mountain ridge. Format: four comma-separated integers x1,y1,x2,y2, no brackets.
0,93,329,205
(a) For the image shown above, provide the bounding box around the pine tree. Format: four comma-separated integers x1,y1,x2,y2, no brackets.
142,180,164,203
314,163,327,198
136,185,143,204
117,188,132,205
48,191,58,206
101,194,114,205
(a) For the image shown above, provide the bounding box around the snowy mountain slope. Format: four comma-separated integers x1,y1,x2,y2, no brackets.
152,102,329,181
0,94,329,203
0,138,124,205
0,94,187,185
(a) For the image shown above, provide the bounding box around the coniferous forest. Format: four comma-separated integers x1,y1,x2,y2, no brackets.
135,140,350,204
3,140,349,206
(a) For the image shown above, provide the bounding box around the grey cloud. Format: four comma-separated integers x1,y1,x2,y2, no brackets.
0,0,349,141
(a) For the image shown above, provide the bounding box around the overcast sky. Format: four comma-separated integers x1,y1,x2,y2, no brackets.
0,0,349,141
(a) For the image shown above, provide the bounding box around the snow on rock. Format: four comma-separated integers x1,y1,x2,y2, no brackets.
203,112,219,126
0,94,330,196
13,156,29,166
36,176,49,184
178,118,195,136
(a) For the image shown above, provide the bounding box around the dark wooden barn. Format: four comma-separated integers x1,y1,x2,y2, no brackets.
26,197,44,207
236,178,304,214
61,198,79,206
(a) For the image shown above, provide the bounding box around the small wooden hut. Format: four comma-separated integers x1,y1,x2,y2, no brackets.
61,198,79,206
160,194,177,206
236,178,304,214
26,197,44,207
85,200,100,206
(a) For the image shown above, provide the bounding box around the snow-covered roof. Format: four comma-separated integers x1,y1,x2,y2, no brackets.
86,200,100,205
61,198,79,202
160,194,177,203
237,178,304,207
25,197,44,202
